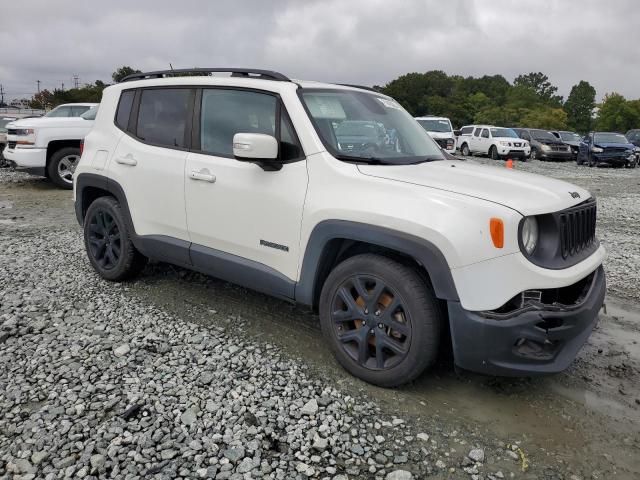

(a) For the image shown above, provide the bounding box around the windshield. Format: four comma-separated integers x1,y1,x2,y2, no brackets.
627,131,640,142
301,89,445,164
417,118,452,133
490,127,518,138
559,131,582,142
81,106,98,120
594,133,629,144
531,129,557,141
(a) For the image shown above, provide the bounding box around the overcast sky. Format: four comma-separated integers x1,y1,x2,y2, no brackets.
1,0,637,103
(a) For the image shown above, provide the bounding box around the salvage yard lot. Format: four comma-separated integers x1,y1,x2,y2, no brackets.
1,160,639,479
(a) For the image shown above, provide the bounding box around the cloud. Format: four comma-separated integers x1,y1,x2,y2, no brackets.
1,0,637,102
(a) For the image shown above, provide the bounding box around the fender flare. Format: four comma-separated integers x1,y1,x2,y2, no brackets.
294,220,459,306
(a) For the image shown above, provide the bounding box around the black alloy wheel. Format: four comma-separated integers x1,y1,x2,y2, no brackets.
330,274,411,371
319,254,441,387
87,210,121,270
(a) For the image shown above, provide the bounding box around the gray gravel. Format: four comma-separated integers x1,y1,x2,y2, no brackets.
1,161,638,479
0,216,513,479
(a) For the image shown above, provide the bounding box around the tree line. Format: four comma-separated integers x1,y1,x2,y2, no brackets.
379,70,640,133
23,66,640,134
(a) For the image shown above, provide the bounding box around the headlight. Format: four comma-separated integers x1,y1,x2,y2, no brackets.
521,217,539,255
13,128,35,136
591,146,603,153
540,144,551,151
499,141,510,146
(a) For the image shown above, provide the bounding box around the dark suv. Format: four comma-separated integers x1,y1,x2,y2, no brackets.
551,130,582,160
513,128,572,161
578,132,637,168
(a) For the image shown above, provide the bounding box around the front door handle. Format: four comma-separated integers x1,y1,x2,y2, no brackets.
116,154,137,166
189,169,216,183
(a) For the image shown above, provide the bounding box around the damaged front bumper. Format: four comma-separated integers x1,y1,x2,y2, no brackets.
447,265,605,376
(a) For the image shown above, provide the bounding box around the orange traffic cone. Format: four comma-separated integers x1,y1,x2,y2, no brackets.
506,159,513,169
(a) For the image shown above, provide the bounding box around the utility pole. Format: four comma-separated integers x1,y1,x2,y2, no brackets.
0,84,4,105
61,82,64,90
37,80,41,93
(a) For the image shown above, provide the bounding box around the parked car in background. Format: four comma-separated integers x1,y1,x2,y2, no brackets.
0,117,17,165
551,130,582,160
334,120,388,154
457,125,530,159
577,132,637,168
3,104,98,188
626,129,640,147
512,128,572,161
415,116,456,155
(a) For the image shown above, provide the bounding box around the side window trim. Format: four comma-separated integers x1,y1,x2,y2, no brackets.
192,86,305,162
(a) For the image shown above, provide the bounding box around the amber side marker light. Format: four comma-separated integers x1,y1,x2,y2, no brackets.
490,218,504,248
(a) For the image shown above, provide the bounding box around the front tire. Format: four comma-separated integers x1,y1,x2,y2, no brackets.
47,147,80,189
319,254,441,387
460,143,471,156
83,196,147,281
489,146,500,160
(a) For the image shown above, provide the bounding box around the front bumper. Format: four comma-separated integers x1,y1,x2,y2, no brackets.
448,265,605,376
3,146,47,173
497,148,529,158
592,154,635,167
539,150,573,161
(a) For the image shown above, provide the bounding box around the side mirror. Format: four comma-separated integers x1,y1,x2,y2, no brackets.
453,130,461,136
233,133,281,171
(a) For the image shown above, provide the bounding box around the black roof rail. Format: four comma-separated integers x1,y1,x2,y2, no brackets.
120,68,290,83
336,83,380,93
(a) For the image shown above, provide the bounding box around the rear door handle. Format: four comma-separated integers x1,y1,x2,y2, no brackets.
189,169,216,183
116,154,137,166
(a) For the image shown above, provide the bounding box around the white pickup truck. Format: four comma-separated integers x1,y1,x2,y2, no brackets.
415,116,456,155
3,103,98,188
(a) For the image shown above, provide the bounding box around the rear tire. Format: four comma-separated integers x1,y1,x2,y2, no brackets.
47,147,80,189
319,254,441,387
83,196,147,281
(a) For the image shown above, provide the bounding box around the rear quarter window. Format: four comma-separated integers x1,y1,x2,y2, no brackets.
115,91,135,130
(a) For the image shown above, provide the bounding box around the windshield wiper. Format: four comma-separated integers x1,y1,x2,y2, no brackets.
334,154,394,165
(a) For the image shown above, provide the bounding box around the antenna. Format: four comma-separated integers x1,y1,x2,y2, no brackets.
73,74,80,89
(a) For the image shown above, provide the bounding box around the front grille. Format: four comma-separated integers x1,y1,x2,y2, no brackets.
559,200,597,259
7,141,16,149
513,142,522,147
551,145,569,152
7,129,18,135
604,147,627,154
435,138,448,148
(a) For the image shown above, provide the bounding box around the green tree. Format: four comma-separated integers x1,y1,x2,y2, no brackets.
514,72,563,106
595,93,640,132
564,81,596,133
520,107,568,130
112,66,141,83
28,90,54,109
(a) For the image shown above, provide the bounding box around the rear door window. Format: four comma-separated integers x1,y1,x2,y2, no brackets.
136,89,192,148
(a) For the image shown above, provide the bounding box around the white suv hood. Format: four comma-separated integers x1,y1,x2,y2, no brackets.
357,160,590,216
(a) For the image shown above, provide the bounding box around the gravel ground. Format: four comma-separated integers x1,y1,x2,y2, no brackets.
0,161,639,480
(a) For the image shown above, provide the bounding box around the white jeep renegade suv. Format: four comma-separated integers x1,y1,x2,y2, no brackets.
73,69,605,387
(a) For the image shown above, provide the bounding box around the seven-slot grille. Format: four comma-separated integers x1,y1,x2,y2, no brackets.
559,200,597,259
